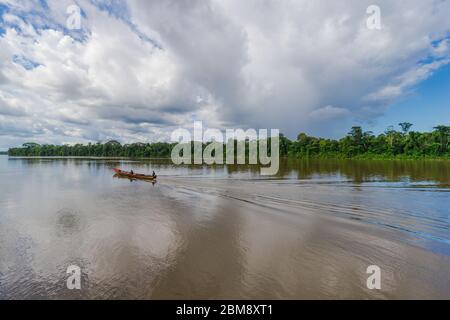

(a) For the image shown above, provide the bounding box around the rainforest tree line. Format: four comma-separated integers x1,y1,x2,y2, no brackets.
287,123,449,158
7,124,450,159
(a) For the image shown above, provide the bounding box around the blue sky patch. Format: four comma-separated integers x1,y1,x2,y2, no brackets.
89,0,162,49
90,0,130,21
12,54,41,70
0,3,8,36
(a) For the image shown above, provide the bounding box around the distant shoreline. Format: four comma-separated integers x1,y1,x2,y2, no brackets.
4,155,449,161
7,124,449,160
5,156,171,160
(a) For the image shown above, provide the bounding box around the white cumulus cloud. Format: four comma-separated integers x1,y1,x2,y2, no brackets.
0,0,450,148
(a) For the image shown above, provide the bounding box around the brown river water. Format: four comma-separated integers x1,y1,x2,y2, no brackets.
0,155,449,299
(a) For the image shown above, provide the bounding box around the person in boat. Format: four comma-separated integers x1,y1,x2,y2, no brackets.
152,171,156,178
130,170,134,175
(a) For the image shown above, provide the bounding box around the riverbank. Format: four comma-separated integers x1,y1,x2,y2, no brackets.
287,153,450,161
5,154,450,161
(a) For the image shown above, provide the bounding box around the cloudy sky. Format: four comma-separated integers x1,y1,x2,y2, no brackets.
0,0,449,149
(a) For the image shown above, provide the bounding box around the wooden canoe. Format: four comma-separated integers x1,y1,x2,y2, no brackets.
113,168,157,180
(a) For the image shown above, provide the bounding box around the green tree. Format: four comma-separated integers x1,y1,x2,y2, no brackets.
22,142,40,148
433,125,450,154
398,122,413,135
348,126,364,154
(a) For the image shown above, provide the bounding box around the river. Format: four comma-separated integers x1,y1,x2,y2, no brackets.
0,155,449,299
